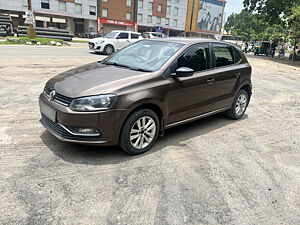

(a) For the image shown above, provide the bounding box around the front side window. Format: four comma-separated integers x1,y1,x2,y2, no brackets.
41,0,49,9
117,32,129,39
103,40,183,72
175,44,210,72
213,44,234,67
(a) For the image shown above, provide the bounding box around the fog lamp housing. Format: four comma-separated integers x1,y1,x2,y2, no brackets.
73,127,100,136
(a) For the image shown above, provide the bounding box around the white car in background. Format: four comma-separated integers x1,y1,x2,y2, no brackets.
142,32,168,38
89,30,143,55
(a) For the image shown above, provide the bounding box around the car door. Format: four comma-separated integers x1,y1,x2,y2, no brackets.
130,33,140,44
167,43,220,124
209,43,243,109
115,32,130,50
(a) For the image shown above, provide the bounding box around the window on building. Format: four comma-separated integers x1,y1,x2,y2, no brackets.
165,18,169,25
158,4,162,13
89,6,96,15
157,17,161,24
58,1,66,12
147,15,152,23
126,0,132,7
126,12,131,20
213,44,235,67
137,14,143,22
175,44,210,72
102,0,108,2
75,3,82,14
175,0,179,3
22,0,28,7
102,8,108,17
41,0,49,9
174,7,178,16
131,33,140,39
138,0,143,9
167,6,171,15
173,19,178,26
148,2,153,11
117,32,129,39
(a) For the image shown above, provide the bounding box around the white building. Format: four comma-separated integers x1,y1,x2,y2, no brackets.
136,0,188,36
0,0,98,33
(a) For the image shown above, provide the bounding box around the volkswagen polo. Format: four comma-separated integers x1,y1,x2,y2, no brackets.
39,38,252,155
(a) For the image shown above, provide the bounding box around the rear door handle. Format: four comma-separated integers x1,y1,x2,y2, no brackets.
235,72,241,78
206,78,215,84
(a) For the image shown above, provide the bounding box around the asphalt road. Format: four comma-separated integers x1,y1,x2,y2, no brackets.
0,46,299,225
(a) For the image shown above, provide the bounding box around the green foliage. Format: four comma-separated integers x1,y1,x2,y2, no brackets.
225,10,287,41
287,5,300,44
0,36,63,45
243,0,298,24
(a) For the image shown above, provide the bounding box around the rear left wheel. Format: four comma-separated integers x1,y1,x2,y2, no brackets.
225,89,249,120
119,109,159,155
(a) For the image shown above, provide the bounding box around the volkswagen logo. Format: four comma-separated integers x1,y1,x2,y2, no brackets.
49,90,56,101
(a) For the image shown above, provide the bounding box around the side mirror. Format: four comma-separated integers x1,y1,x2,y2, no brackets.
171,67,194,78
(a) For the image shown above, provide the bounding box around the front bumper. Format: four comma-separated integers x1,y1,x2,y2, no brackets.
39,93,127,146
88,42,104,52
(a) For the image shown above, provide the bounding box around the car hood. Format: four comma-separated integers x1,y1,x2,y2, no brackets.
46,62,150,98
90,37,111,43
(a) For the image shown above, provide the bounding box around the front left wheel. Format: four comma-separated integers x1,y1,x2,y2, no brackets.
119,109,159,155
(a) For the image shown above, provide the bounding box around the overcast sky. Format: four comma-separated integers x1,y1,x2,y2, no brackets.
224,0,245,20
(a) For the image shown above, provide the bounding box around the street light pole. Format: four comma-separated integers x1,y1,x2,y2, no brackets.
27,0,36,38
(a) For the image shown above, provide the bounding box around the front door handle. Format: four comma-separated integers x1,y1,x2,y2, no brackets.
206,78,215,84
235,72,241,78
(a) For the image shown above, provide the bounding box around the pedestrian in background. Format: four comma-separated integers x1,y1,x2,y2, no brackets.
271,41,276,58
279,41,286,60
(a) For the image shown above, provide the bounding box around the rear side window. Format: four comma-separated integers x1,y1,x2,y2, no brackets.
213,44,234,67
233,47,242,63
131,33,140,39
117,32,129,39
176,44,210,72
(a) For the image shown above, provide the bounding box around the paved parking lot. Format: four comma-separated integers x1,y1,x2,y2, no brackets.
0,45,299,225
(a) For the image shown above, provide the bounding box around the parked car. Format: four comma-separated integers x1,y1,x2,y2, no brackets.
89,30,143,54
40,38,252,155
142,32,168,38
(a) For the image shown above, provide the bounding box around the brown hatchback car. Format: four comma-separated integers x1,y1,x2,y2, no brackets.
39,38,252,154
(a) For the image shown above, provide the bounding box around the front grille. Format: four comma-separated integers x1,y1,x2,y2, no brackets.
54,93,72,106
41,114,99,141
43,87,72,106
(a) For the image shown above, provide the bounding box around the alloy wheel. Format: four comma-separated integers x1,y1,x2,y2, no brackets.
235,93,248,116
130,116,156,149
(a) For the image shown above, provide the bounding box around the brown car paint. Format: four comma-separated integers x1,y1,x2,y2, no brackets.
39,38,252,146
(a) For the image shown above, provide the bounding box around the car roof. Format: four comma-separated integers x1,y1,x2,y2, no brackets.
111,30,140,34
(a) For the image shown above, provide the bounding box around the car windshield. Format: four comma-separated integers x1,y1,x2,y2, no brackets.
104,31,119,39
102,40,183,72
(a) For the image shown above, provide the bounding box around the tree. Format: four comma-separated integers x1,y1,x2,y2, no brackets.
225,10,286,41
287,5,300,60
243,0,298,24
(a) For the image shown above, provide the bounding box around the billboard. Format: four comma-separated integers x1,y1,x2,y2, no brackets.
197,0,225,33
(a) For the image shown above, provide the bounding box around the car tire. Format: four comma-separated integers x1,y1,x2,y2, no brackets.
119,109,159,155
103,45,114,55
225,89,249,120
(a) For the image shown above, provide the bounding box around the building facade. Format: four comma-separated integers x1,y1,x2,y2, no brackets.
0,0,98,34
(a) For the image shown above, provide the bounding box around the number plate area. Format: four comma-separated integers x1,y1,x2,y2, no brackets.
40,101,56,122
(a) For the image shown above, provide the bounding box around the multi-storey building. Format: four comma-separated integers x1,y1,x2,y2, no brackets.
0,0,98,34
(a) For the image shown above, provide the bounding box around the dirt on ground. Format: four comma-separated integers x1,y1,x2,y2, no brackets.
0,46,299,225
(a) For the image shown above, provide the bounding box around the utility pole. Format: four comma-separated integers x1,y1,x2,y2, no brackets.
26,0,36,38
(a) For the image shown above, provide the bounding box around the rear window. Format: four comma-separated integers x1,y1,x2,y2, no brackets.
131,33,140,39
213,44,234,67
233,47,242,63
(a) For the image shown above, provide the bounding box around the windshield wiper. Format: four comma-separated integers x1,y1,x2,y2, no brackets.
129,67,153,72
102,61,131,68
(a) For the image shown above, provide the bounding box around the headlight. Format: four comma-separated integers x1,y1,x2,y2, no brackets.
96,40,104,44
69,94,117,112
